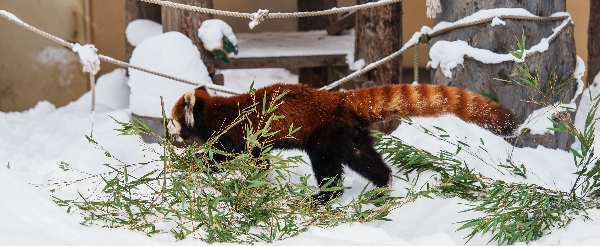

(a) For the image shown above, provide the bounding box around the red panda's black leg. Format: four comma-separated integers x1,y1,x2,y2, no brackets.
305,127,353,204
345,129,392,188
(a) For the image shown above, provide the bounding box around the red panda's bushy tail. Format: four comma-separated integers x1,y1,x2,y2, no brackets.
343,84,520,137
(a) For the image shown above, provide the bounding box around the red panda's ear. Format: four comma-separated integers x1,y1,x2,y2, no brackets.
196,84,207,91
183,90,196,127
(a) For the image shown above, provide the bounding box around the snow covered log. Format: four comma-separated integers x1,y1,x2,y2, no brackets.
428,0,578,150
162,0,216,77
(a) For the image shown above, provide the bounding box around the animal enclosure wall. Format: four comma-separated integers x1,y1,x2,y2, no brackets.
0,0,89,112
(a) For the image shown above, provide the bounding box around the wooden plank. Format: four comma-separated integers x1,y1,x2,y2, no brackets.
326,11,356,35
215,54,347,69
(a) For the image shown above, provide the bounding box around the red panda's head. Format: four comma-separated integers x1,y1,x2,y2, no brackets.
168,85,209,144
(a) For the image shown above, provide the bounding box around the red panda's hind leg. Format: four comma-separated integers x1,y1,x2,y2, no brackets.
345,128,392,188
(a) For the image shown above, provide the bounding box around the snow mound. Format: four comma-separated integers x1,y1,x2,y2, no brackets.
128,31,212,118
125,19,162,47
96,69,130,110
197,19,237,50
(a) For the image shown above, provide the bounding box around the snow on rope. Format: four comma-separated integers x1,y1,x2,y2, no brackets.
0,10,243,97
138,0,404,29
321,8,571,91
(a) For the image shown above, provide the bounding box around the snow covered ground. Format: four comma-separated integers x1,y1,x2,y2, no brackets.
2,68,600,246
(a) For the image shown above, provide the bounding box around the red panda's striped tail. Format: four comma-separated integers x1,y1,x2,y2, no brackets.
343,84,521,137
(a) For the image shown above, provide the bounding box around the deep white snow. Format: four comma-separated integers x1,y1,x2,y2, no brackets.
197,19,237,50
128,31,212,119
2,65,600,245
126,19,163,47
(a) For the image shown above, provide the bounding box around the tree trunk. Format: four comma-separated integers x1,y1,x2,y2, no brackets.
162,0,215,76
297,0,337,88
125,0,162,62
428,0,578,150
589,0,600,85
355,0,402,134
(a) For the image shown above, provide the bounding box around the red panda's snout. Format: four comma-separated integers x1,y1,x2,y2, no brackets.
167,118,184,142
168,93,188,143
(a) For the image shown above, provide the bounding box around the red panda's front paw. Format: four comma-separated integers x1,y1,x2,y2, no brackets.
311,190,343,205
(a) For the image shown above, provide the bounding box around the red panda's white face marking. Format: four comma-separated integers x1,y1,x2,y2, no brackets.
183,90,196,127
167,119,183,142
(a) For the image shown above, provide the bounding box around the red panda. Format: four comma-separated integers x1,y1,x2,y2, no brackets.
168,83,519,204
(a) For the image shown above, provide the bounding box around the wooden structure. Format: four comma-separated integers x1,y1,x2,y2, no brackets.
214,31,352,70
125,0,364,87
589,0,600,85
428,0,578,150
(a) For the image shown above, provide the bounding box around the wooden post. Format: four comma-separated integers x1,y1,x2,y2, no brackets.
162,0,215,77
589,0,600,85
355,0,403,134
125,0,162,62
428,0,578,150
297,0,338,88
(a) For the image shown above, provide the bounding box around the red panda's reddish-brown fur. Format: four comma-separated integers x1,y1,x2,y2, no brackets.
169,83,519,204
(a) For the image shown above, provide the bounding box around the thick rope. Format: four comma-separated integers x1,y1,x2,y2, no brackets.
428,15,568,37
140,0,403,29
413,45,419,83
98,55,243,94
89,73,96,130
322,43,416,91
0,11,242,95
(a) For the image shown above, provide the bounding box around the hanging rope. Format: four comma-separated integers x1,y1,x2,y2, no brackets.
0,10,242,96
413,45,420,83
139,0,403,29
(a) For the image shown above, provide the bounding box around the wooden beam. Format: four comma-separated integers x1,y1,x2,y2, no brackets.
215,54,347,69
326,11,356,35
